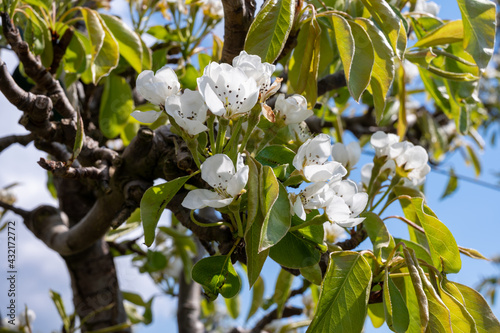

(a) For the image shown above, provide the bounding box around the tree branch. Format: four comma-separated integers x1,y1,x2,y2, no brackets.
0,133,35,152
220,0,257,64
1,11,76,120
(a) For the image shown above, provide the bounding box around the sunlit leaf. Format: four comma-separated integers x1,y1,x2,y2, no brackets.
192,255,241,300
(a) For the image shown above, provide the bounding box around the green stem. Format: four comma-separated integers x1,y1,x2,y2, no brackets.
229,197,244,237
289,213,329,232
190,210,234,232
207,114,216,153
370,175,401,212
224,117,244,163
239,105,261,153
186,138,201,168
255,126,278,154
215,117,229,154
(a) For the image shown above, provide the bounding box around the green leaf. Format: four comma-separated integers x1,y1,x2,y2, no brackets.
122,291,146,306
140,175,192,246
273,269,294,318
405,48,437,69
247,276,265,320
451,281,500,333
101,13,143,73
99,74,134,138
79,8,119,84
255,145,296,168
146,250,167,271
402,247,429,330
225,295,240,319
307,252,372,333
345,20,374,102
383,271,410,333
458,246,489,260
269,226,322,269
258,166,291,252
466,145,481,177
192,255,241,300
359,0,403,59
394,238,433,265
457,0,496,70
399,197,461,273
368,302,385,328
439,279,478,333
441,168,458,199
413,20,464,48
23,7,53,68
49,290,71,331
362,211,395,261
300,263,323,285
62,27,87,74
355,18,395,123
408,248,453,333
288,14,321,105
244,0,295,63
245,208,269,288
70,110,84,164
246,156,261,236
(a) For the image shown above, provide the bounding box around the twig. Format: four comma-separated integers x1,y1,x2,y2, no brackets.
250,306,303,333
335,227,368,250
0,200,30,218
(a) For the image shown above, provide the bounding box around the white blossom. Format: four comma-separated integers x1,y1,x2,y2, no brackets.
182,154,249,209
326,180,368,227
289,182,334,220
197,62,260,118
131,110,162,124
292,134,347,182
288,122,312,143
370,131,399,157
19,309,36,326
200,0,224,19
165,89,208,136
232,51,280,102
414,0,440,16
324,223,348,244
136,65,180,106
275,94,313,125
331,142,361,170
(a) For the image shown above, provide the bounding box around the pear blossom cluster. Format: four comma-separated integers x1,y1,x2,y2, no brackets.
362,131,430,188
289,134,368,227
131,50,313,133
182,154,249,209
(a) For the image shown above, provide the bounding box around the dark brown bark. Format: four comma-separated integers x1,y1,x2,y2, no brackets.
220,0,257,64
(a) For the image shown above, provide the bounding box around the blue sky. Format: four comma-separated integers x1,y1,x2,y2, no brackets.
1,0,500,332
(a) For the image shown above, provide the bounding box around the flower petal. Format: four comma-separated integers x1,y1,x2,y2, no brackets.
200,154,235,189
325,196,351,223
131,110,161,123
227,165,249,197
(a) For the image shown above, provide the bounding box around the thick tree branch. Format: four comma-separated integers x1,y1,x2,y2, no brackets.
0,133,35,152
220,0,256,63
317,71,347,96
250,306,303,333
1,12,76,120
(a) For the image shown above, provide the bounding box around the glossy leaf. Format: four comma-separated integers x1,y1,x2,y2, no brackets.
439,279,478,333
330,14,355,95
402,247,429,330
23,7,53,68
99,74,134,139
394,238,433,265
72,110,85,163
269,214,322,268
307,252,372,333
273,269,294,318
457,0,496,70
247,276,265,320
101,13,143,73
441,168,458,199
355,18,395,123
244,0,295,63
362,211,395,261
346,20,374,102
300,263,323,285
360,0,403,59
192,255,241,300
400,197,461,273
245,207,269,288
413,20,464,48
255,145,296,168
288,13,321,105
383,271,409,333
258,166,291,252
453,281,500,333
80,8,119,83
367,303,385,328
140,175,192,246
458,246,489,260
63,27,88,74
225,295,240,319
